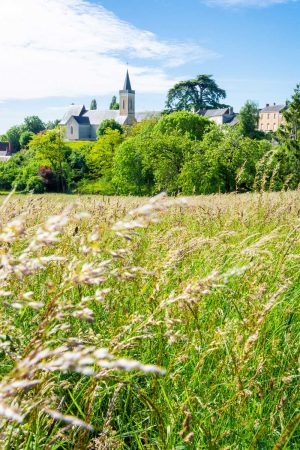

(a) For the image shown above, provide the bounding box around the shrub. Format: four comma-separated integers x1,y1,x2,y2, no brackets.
96,119,123,138
155,110,212,140
26,175,45,193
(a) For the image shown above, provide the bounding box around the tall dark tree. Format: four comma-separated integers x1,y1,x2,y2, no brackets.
165,74,228,113
90,99,97,110
278,84,300,147
109,95,119,110
258,84,300,191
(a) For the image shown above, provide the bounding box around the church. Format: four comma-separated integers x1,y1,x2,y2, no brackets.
60,71,158,141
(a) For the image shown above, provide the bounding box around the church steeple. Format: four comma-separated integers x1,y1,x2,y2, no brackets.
123,70,132,91
119,70,135,120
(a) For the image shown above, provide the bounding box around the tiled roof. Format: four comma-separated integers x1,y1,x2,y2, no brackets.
227,116,239,126
203,108,229,117
62,107,161,128
83,110,120,125
73,116,90,125
260,104,285,113
60,105,87,125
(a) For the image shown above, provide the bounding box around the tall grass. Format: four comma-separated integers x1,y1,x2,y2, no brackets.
0,192,299,449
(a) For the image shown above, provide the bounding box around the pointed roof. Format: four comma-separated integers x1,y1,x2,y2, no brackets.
123,70,132,91
60,104,87,125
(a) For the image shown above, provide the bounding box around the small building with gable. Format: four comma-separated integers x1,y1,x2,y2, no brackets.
198,107,238,126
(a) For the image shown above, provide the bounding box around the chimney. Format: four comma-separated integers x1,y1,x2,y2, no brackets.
266,103,269,107
273,102,276,106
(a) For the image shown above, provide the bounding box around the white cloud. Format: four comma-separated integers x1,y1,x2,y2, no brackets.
204,0,295,7
0,0,218,101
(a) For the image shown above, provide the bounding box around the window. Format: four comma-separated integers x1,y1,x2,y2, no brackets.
267,114,270,119
267,123,270,130
274,114,276,119
70,126,73,135
123,100,125,109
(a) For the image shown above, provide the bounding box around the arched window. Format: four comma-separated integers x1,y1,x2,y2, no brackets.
123,100,125,110
70,126,73,135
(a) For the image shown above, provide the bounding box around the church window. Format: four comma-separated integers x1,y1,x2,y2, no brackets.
123,100,125,109
70,126,73,135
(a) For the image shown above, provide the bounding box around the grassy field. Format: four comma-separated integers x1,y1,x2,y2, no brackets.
0,192,299,449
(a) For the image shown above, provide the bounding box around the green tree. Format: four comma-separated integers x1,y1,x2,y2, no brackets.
97,119,123,138
179,127,271,194
112,125,197,195
6,126,23,152
23,116,45,134
45,119,60,130
90,99,97,110
278,84,300,146
166,74,227,113
112,139,152,195
155,111,211,140
19,131,34,148
28,129,69,192
110,96,119,110
239,100,259,138
259,84,300,191
86,129,124,179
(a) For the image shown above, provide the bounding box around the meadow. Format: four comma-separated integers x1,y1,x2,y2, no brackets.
0,191,299,449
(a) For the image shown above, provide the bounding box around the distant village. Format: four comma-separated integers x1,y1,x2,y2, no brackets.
0,71,286,161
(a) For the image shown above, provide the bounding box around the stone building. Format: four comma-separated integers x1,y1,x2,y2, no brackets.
198,107,238,126
258,103,286,132
60,71,159,141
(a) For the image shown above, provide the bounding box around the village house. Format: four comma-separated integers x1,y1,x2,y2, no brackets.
258,103,286,132
60,71,159,141
198,107,238,126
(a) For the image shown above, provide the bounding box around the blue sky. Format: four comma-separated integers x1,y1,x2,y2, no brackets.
0,0,299,134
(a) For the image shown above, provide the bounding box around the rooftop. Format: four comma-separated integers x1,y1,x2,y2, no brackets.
260,104,286,113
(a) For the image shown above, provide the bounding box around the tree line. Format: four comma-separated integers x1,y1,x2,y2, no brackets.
0,76,299,195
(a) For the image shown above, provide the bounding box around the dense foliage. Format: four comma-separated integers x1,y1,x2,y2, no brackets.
1,93,300,195
96,119,123,138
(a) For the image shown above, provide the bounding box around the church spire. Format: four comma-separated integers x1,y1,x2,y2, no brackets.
123,70,132,91
119,69,135,120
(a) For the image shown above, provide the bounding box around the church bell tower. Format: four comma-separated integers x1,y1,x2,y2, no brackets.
119,70,135,123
